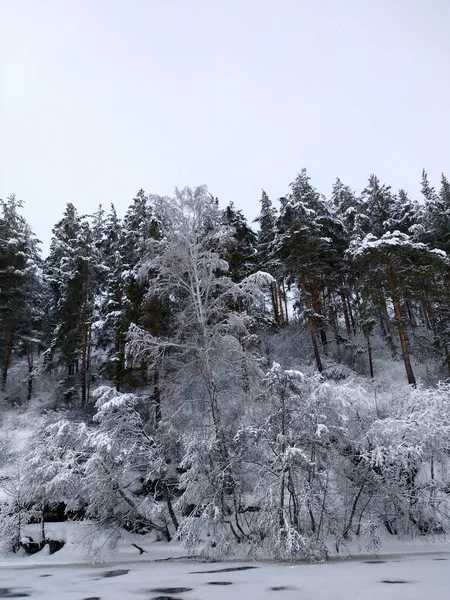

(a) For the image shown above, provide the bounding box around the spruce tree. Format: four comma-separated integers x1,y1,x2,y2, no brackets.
275,169,337,370
222,202,257,282
45,204,100,404
0,195,42,393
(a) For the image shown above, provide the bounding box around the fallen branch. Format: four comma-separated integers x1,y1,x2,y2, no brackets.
131,542,147,555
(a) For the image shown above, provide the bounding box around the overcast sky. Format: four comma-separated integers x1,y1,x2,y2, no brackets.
1,0,450,252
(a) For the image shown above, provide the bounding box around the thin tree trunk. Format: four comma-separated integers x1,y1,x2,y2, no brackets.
279,388,286,531
420,295,432,330
153,367,161,426
307,445,316,533
365,331,374,379
299,276,323,372
270,282,280,325
277,283,285,326
80,277,90,405
41,505,46,542
406,300,415,327
340,291,352,336
375,289,397,357
87,323,93,401
386,264,416,386
282,280,289,325
330,305,340,344
344,479,366,539
164,483,179,531
115,330,124,391
2,331,13,390
27,343,33,401
313,279,328,352
80,320,88,405
346,294,356,335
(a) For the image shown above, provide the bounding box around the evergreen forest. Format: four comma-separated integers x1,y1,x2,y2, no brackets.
1,168,450,560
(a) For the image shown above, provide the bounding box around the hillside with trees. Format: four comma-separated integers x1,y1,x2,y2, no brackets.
1,170,450,560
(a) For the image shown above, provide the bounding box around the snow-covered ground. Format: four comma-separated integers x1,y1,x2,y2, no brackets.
0,532,449,600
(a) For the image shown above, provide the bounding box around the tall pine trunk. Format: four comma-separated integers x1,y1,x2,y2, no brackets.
277,282,286,326
270,282,281,325
299,276,323,372
386,264,416,386
312,279,328,352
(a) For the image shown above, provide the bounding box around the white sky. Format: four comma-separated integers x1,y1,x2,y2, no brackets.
1,0,450,252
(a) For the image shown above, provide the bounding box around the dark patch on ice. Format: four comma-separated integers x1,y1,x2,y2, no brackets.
207,581,233,585
38,574,52,577
0,591,30,599
151,597,184,600
82,598,101,600
150,588,192,594
100,569,129,578
270,586,297,591
381,580,411,584
364,560,386,564
190,565,258,574
433,558,447,561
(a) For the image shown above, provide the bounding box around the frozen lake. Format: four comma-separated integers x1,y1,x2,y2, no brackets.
0,552,449,600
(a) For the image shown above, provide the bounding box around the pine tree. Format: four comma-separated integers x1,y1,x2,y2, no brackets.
45,204,100,404
222,202,257,282
96,204,128,389
330,179,360,338
275,169,341,370
254,191,287,326
423,172,450,253
361,175,394,238
254,190,277,271
0,195,42,392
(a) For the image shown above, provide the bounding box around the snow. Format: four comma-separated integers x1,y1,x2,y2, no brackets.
0,523,449,599
0,545,448,600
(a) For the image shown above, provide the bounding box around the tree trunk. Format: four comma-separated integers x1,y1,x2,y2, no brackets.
386,264,416,386
80,320,88,405
282,280,289,325
80,278,90,405
346,293,356,335
270,282,280,325
340,291,352,336
164,483,179,532
279,388,286,531
277,283,285,327
2,331,13,390
86,324,92,401
299,276,323,372
420,294,432,330
41,508,46,542
330,305,340,344
27,343,33,401
365,331,374,379
313,280,328,352
406,300,416,327
153,367,162,426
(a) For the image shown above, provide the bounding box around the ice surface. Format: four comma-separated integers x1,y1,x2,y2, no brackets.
0,550,449,600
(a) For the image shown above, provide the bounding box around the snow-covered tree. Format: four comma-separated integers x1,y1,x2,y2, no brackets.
0,195,42,394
